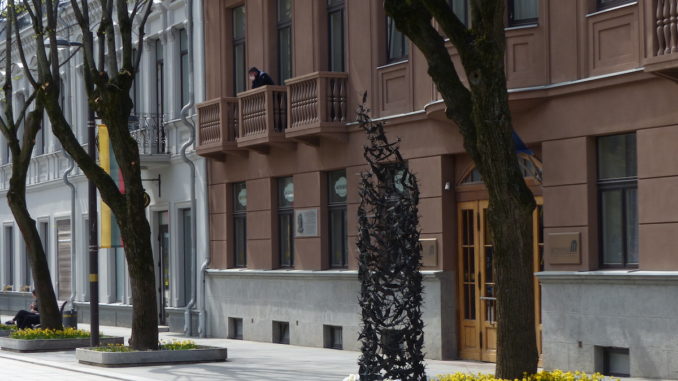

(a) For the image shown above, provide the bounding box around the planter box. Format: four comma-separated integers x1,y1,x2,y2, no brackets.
0,336,123,352
0,330,13,337
75,345,227,367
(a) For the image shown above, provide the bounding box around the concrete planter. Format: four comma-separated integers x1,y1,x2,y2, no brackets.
0,336,123,352
75,345,228,367
0,330,13,337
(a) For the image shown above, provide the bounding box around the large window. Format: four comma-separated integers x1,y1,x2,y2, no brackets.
448,0,469,27
598,133,637,268
278,177,294,268
4,225,13,289
233,5,247,95
328,170,348,268
277,0,292,84
386,16,408,63
179,28,189,109
233,182,247,268
596,0,633,11
327,0,345,72
181,208,193,305
56,219,72,300
155,39,164,117
508,0,538,27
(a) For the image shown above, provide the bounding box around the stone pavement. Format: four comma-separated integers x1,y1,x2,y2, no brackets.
0,318,654,381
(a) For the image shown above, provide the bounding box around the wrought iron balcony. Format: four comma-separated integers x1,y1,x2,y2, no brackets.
196,97,240,158
128,113,170,166
236,85,289,153
285,72,349,144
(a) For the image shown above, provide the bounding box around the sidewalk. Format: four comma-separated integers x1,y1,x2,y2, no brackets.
0,317,494,380
0,318,653,381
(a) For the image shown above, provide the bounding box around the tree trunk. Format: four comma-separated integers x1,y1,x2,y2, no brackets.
6,109,62,330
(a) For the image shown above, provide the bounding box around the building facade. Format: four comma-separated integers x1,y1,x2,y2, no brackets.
198,0,678,378
0,0,208,334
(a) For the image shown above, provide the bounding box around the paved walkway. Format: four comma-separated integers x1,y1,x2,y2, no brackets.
0,318,653,380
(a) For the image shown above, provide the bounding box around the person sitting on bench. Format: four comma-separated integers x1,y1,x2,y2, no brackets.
5,290,40,329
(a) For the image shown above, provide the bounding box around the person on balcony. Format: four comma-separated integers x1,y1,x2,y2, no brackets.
249,67,274,89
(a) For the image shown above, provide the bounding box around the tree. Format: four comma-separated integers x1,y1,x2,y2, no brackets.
356,102,425,380
14,0,158,349
383,1,537,378
0,4,62,329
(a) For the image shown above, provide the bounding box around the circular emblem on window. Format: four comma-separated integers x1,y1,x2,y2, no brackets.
284,182,294,203
334,176,347,198
237,188,247,207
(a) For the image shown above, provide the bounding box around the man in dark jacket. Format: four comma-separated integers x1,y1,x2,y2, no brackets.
249,67,275,89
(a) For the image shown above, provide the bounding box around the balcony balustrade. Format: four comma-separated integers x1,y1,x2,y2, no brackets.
236,85,289,152
128,113,170,166
196,97,240,158
285,72,348,144
646,0,678,80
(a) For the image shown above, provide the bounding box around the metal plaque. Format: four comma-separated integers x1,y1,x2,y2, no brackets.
547,232,581,265
295,208,319,237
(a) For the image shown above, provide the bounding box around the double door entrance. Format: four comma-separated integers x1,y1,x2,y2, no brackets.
457,199,543,362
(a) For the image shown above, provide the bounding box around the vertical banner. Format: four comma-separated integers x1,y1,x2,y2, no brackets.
99,125,124,248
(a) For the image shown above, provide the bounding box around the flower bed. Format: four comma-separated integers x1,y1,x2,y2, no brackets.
0,324,15,337
76,339,227,367
344,371,616,381
0,328,123,352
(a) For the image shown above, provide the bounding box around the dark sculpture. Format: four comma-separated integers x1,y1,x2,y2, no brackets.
356,100,426,381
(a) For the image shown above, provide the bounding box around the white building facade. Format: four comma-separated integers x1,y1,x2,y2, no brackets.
0,0,208,334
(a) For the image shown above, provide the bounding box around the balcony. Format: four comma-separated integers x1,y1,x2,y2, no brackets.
285,72,349,145
196,97,240,158
645,0,678,81
128,113,170,167
236,85,289,153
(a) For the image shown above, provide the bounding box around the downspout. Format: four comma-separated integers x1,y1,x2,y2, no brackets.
195,0,210,338
63,154,76,308
180,0,196,337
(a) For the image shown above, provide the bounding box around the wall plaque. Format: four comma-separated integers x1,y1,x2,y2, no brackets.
420,238,438,267
547,232,581,265
295,208,319,237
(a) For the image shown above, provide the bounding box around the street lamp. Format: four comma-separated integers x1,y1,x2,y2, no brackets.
54,38,99,347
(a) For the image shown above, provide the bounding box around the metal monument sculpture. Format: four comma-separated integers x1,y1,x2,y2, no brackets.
357,99,426,381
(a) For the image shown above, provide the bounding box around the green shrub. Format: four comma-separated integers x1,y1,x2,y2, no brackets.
91,344,133,352
0,324,16,331
159,339,198,351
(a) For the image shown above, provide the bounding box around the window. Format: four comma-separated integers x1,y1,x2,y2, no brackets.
327,0,345,72
179,28,189,109
181,208,193,306
324,325,343,349
508,0,538,27
599,347,630,377
598,133,637,268
278,177,294,268
229,317,243,339
596,0,633,11
386,16,408,62
4,225,13,289
277,0,293,84
233,182,247,268
56,219,71,300
233,5,247,95
155,39,164,117
328,170,348,268
448,0,469,26
132,48,141,114
273,321,290,344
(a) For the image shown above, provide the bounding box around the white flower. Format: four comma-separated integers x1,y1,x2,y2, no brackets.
342,375,360,381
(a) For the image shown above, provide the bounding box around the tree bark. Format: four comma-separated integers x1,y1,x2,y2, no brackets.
384,1,538,378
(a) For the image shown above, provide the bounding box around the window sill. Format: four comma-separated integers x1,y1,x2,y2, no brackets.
586,1,637,18
376,59,409,71
505,23,539,31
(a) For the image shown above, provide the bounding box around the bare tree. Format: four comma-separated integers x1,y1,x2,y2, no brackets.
384,0,537,378
15,0,157,349
0,5,62,329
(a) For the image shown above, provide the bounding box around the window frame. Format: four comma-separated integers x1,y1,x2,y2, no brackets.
178,28,189,110
508,0,539,27
277,0,293,84
448,0,469,27
327,0,345,72
328,170,348,268
595,0,634,11
597,133,638,269
232,182,247,268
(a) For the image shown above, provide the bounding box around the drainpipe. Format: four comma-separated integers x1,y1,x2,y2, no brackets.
63,154,76,308
179,0,196,337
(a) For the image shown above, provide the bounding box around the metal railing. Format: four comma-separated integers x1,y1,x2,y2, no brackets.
128,113,168,155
